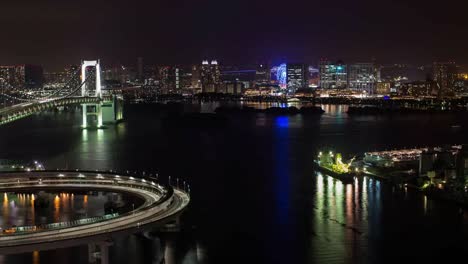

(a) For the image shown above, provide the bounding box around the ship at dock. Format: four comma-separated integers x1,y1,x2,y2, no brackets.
314,151,357,182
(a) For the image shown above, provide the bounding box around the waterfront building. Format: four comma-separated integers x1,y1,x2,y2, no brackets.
156,65,193,93
294,88,315,97
380,64,427,83
255,63,270,85
191,65,202,91
44,71,68,86
102,65,136,84
244,84,279,96
0,65,44,89
348,63,377,93
158,66,175,93
201,60,221,93
286,63,307,92
219,81,244,94
398,81,436,97
433,61,457,97
375,82,392,95
308,66,320,88
319,60,347,89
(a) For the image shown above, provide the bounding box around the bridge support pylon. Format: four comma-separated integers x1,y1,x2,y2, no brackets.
82,103,103,129
81,96,123,129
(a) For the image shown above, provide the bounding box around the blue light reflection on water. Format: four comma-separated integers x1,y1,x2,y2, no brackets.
273,116,290,226
275,116,290,128
269,115,294,262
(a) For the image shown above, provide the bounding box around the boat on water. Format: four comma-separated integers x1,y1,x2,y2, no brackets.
314,151,356,182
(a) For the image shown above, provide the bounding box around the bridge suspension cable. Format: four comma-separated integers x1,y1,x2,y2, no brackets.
57,71,96,99
0,68,86,104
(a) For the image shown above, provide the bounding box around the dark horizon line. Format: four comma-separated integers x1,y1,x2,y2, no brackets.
2,59,468,72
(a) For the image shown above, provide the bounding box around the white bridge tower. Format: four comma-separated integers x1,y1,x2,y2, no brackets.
80,60,123,128
81,60,102,98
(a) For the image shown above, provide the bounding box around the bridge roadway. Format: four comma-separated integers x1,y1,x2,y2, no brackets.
0,96,110,126
0,170,190,255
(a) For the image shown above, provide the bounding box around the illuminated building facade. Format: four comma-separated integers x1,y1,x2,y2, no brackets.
286,63,307,92
319,60,347,89
158,66,173,93
0,65,44,89
274,63,287,89
348,63,376,93
308,66,319,88
201,60,221,93
0,66,18,89
398,81,435,97
191,65,201,91
217,81,244,94
433,61,457,97
255,63,270,84
375,82,392,95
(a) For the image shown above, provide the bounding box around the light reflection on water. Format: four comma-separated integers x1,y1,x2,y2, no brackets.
312,173,378,263
1,103,468,263
0,192,119,229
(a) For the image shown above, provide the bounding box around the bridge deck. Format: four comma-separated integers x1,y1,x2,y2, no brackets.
0,96,114,126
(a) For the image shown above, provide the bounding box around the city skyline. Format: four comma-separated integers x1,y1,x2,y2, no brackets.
1,1,468,264
1,0,467,70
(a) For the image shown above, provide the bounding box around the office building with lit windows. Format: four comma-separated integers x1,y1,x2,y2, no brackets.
348,63,377,93
433,61,457,97
201,60,221,93
319,60,347,89
0,65,44,89
286,63,307,92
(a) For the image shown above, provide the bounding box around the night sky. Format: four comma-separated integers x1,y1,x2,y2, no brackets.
1,0,467,70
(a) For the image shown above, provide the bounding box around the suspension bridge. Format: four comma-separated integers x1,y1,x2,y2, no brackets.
0,60,123,128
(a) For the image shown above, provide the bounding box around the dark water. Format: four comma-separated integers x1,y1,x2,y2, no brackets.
0,103,467,264
0,191,137,228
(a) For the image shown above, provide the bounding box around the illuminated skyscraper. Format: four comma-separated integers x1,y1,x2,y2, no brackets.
191,65,201,90
348,63,377,93
201,60,221,93
0,65,44,89
255,63,270,84
319,60,347,89
308,66,320,88
433,61,457,96
286,63,307,92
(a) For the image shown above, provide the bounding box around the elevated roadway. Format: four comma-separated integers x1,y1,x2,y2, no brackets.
0,170,190,255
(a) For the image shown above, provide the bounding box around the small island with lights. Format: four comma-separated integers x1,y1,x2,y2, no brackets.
314,151,357,182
